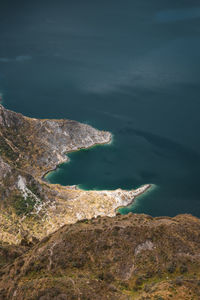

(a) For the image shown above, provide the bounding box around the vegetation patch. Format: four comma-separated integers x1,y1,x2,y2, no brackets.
13,194,37,216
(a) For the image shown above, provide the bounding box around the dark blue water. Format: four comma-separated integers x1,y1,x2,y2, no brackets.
1,1,200,217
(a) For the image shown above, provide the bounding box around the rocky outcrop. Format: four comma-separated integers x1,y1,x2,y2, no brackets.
0,213,200,299
0,104,112,177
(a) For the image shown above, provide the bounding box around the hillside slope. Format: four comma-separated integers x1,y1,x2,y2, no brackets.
0,213,200,299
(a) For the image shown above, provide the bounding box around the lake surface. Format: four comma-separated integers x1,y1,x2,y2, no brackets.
1,0,200,217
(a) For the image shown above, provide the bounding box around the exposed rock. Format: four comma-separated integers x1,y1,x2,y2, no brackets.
134,239,155,255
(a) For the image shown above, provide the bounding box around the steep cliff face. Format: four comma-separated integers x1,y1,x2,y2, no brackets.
0,105,150,244
0,213,200,300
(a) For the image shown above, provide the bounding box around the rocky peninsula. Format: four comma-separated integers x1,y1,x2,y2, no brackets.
0,104,150,244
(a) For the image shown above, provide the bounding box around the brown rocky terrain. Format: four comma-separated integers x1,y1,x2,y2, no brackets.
0,213,200,299
1,105,200,299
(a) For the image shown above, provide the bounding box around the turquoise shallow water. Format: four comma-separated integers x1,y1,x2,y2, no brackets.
1,1,200,217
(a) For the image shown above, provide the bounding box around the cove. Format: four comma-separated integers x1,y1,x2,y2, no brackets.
45,125,200,218
1,0,200,217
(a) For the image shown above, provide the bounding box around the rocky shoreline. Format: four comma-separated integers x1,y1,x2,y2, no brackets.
0,104,151,244
42,135,113,180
